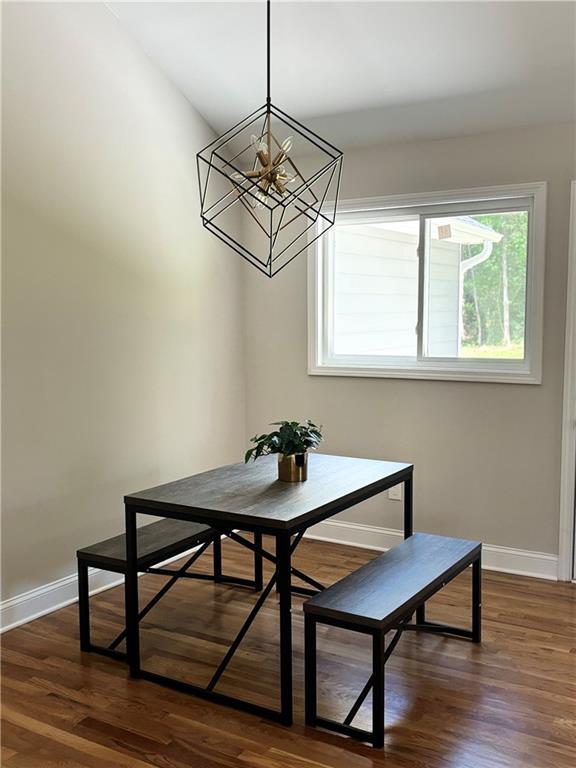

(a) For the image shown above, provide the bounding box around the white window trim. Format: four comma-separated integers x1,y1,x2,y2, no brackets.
558,180,576,581
308,182,547,384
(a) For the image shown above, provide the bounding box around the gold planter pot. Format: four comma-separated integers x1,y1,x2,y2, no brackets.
278,452,308,482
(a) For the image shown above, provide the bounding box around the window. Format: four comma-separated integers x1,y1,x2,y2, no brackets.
309,183,546,383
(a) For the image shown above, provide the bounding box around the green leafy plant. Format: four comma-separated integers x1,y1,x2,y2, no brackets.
244,420,323,463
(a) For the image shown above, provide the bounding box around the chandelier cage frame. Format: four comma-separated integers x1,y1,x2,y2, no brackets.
196,0,343,277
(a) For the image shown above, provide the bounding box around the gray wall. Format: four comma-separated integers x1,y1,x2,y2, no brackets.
2,4,573,608
1,3,246,600
243,123,575,555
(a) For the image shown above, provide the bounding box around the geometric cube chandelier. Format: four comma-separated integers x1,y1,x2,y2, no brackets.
197,0,343,277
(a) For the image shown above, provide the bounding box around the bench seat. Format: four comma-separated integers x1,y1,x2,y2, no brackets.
77,519,264,660
303,532,481,631
77,519,216,572
304,532,482,747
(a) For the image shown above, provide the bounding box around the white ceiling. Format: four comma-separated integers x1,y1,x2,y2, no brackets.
110,1,576,146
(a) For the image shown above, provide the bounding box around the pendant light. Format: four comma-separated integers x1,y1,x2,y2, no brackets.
197,0,343,277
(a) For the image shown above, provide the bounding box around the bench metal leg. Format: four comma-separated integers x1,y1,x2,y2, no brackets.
108,540,213,652
305,621,396,748
149,533,260,590
404,565,482,642
343,623,404,732
304,615,317,727
405,556,482,643
79,535,243,660
78,561,90,652
80,532,267,660
211,531,264,591
77,559,131,662
472,553,482,643
372,631,385,749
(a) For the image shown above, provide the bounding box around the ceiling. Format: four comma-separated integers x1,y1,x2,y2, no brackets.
110,1,576,146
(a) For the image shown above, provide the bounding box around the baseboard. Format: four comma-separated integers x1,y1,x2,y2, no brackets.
0,546,200,634
304,520,559,581
2,522,559,633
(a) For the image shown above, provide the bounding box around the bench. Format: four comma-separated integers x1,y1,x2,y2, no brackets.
303,533,481,748
77,519,263,659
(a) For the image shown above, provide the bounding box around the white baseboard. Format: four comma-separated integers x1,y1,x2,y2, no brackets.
0,546,199,634
0,567,123,634
1,523,559,633
304,520,559,581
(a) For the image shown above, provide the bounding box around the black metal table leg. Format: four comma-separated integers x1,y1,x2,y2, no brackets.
213,535,223,582
404,471,413,539
254,531,264,591
416,603,426,624
125,504,140,677
130,527,306,721
276,531,293,725
207,569,278,691
404,472,425,623
472,553,482,643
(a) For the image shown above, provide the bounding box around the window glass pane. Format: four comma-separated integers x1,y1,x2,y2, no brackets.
424,211,528,360
332,217,419,357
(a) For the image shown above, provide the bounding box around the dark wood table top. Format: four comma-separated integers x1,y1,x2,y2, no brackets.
125,453,412,532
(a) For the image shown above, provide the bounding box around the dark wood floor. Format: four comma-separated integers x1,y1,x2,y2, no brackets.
2,536,575,767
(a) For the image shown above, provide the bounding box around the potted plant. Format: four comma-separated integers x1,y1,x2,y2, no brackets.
244,420,323,482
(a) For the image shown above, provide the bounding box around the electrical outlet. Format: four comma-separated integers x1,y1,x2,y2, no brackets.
388,484,403,501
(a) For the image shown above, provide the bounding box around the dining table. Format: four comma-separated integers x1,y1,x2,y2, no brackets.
123,452,414,725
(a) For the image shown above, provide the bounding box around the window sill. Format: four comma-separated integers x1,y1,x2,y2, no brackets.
309,359,541,384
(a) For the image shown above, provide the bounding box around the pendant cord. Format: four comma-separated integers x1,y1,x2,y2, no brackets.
266,0,271,104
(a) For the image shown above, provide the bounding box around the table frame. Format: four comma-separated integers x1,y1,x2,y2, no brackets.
124,465,413,725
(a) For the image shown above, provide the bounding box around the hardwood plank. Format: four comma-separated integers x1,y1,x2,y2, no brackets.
1,745,17,762
1,707,158,767
2,537,575,767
